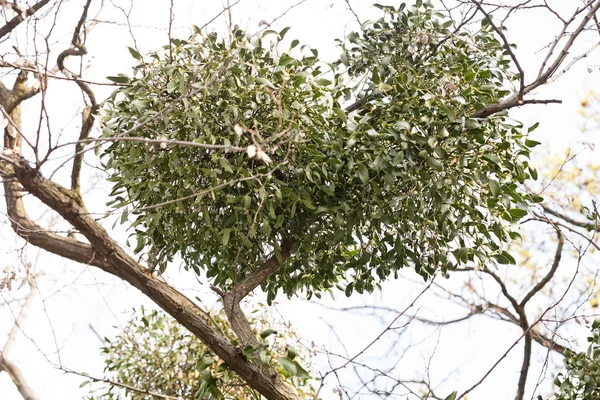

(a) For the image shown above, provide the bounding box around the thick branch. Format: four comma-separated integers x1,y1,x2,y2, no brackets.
516,326,532,400
1,277,39,400
1,154,299,400
221,239,293,346
0,355,38,400
1,80,297,399
8,71,40,114
232,239,293,300
0,0,52,40
483,267,531,400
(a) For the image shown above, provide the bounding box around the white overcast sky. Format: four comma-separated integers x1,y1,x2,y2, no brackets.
2,1,600,399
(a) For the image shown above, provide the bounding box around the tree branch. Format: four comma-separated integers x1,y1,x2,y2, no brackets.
473,0,600,118
232,238,293,300
471,0,526,100
0,277,39,400
54,0,99,192
1,154,299,400
541,204,600,231
221,238,293,346
520,230,564,307
1,78,299,400
0,0,52,40
0,355,38,400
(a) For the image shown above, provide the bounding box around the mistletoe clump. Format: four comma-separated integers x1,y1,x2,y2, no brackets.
101,1,539,301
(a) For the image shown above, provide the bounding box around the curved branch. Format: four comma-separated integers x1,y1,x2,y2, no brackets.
232,238,293,300
471,0,525,100
520,230,564,307
221,238,293,346
1,277,39,400
473,0,600,118
541,204,600,231
0,355,38,400
54,0,100,192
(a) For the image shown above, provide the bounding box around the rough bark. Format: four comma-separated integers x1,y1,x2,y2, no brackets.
1,83,299,400
0,355,39,400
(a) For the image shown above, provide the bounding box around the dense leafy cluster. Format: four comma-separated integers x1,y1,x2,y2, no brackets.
101,1,539,300
554,320,600,400
85,307,314,399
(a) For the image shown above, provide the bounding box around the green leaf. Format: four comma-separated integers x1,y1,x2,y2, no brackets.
106,75,130,84
500,251,516,264
196,356,214,371
357,163,369,184
427,157,443,172
200,369,213,383
242,345,254,359
254,77,276,88
259,349,270,365
465,119,481,129
286,346,297,360
294,361,310,378
221,228,232,246
508,208,528,218
120,208,129,225
482,154,501,166
134,237,145,254
127,46,142,60
333,107,347,122
260,328,277,339
494,252,512,265
445,391,457,400
279,55,295,66
529,167,538,180
525,139,541,148
527,122,540,133
489,179,500,197
345,282,354,297
277,357,298,376
372,67,380,85
279,26,291,39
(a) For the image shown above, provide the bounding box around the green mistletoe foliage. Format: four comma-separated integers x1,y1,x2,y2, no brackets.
85,307,314,399
101,1,539,301
554,320,600,400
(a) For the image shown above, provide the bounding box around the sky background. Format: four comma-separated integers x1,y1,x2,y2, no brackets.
2,1,600,399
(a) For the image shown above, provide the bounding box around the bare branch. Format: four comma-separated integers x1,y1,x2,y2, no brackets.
0,0,52,40
541,204,600,231
1,277,39,400
471,0,525,100
0,354,38,400
473,0,600,118
60,367,179,400
520,230,564,307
